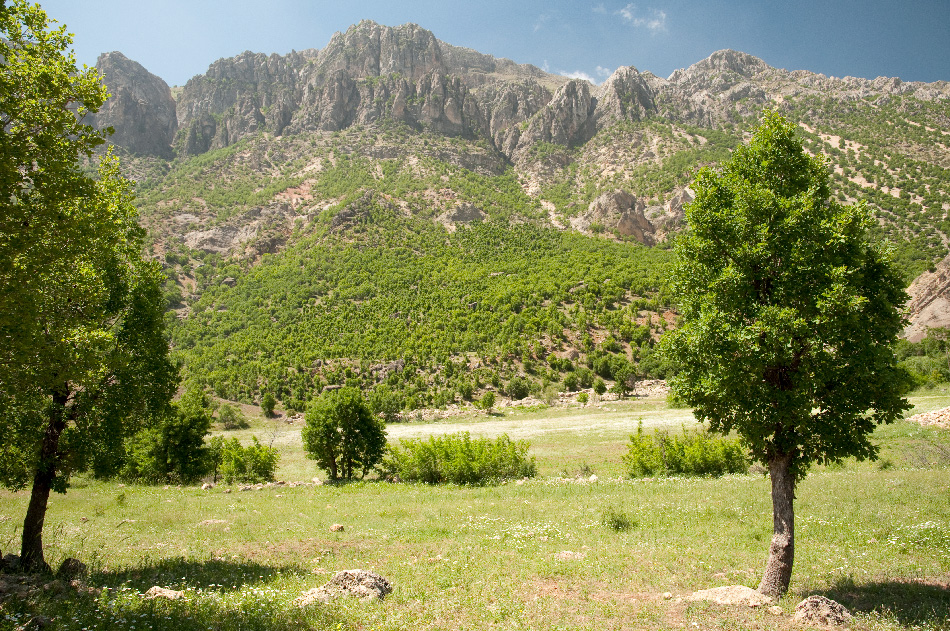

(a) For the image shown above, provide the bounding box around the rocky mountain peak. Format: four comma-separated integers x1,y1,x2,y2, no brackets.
668,49,770,87
596,66,658,124
91,51,177,158
316,21,446,81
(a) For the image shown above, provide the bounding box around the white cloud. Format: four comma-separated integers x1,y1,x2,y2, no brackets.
617,4,668,33
596,65,613,78
592,3,608,14
560,70,597,84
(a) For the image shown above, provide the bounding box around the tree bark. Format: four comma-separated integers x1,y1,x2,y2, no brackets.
758,452,796,598
20,390,69,572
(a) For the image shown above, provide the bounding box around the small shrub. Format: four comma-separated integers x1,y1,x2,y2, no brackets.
480,391,496,412
217,436,279,484
380,432,536,485
622,422,749,477
507,376,531,400
577,392,589,405
261,392,277,418
217,402,248,430
602,506,636,532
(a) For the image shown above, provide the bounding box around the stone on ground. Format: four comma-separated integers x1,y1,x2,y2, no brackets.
794,595,852,627
296,569,392,606
56,558,87,579
144,586,185,600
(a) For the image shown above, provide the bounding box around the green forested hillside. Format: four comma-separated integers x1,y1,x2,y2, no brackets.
170,214,673,410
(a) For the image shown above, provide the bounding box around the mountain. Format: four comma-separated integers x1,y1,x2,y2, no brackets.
87,21,950,409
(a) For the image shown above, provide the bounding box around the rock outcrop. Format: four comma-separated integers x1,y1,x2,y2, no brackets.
573,190,656,244
91,52,177,157
95,27,950,165
904,254,950,342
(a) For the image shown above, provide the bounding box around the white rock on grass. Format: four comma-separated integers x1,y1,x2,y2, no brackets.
296,570,392,606
688,585,772,607
794,595,853,627
144,586,184,600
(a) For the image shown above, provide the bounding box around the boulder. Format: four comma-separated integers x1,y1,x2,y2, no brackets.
144,586,185,600
56,558,87,580
794,595,852,627
688,585,772,607
296,569,392,605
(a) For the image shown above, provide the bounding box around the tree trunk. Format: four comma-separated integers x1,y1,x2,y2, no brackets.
20,390,69,573
758,452,796,598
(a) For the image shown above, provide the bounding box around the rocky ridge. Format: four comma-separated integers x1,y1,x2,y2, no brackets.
90,22,950,339
96,22,950,163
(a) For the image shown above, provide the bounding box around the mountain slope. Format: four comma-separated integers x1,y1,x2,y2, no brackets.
87,21,950,409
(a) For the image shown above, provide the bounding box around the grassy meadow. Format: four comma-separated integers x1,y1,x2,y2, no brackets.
0,393,948,630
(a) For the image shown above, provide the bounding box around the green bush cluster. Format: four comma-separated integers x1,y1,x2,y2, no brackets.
622,423,749,477
210,436,279,484
380,432,536,485
118,386,212,484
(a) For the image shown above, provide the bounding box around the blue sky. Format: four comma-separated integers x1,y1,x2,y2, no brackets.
41,0,950,87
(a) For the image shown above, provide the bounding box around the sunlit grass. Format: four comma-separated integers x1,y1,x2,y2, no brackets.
0,395,947,630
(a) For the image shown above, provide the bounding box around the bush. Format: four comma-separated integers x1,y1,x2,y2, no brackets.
622,423,749,477
303,387,386,480
216,436,279,484
261,392,277,417
120,386,212,484
601,506,636,532
479,391,496,412
380,432,536,485
507,376,531,400
368,384,403,422
217,402,248,429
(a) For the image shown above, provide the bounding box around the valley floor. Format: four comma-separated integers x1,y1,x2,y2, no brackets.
0,395,948,630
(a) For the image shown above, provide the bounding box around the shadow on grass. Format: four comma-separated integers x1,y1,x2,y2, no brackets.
91,555,308,591
4,557,355,631
817,576,950,628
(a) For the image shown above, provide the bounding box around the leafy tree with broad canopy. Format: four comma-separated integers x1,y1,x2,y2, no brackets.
661,111,910,597
303,387,386,480
0,1,177,571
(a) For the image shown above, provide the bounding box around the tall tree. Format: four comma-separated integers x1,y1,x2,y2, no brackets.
0,1,177,571
661,111,910,597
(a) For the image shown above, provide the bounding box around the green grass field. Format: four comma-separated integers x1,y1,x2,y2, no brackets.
1,393,948,630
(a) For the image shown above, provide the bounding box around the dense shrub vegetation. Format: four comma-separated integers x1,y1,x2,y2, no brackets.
210,436,280,484
169,217,674,410
896,328,950,388
622,424,749,477
119,387,212,484
380,432,536,484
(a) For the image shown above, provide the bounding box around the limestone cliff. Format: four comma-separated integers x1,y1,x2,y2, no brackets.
91,52,177,157
905,255,950,342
